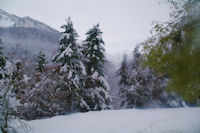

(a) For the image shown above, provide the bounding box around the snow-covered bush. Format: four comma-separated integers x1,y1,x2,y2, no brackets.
0,39,20,133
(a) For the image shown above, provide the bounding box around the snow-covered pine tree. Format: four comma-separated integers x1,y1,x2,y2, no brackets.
52,17,87,112
82,24,111,111
131,47,184,108
0,40,6,76
119,46,184,108
36,51,47,73
12,60,27,95
121,46,150,108
116,54,130,107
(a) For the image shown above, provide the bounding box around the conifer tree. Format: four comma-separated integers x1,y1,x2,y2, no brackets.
117,54,129,86
36,51,47,73
117,54,129,107
53,17,87,111
121,46,150,108
0,40,6,75
12,61,27,90
82,24,111,111
118,46,184,108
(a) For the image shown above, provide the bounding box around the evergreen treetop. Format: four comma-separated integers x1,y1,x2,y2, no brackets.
52,17,87,112
83,24,106,76
0,39,6,70
81,24,111,111
117,54,129,86
36,51,47,73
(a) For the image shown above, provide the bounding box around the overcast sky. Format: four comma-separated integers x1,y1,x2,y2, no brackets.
0,0,171,55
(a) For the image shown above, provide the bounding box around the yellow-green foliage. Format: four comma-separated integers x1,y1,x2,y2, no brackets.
141,0,200,103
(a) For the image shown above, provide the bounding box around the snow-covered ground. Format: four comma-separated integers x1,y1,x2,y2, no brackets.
20,107,200,133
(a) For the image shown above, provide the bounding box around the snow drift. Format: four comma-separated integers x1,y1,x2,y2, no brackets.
18,107,200,133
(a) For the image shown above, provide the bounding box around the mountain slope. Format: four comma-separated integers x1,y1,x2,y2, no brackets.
0,9,57,32
0,9,60,59
0,9,20,27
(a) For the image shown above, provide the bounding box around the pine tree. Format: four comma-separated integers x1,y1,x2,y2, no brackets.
117,54,129,85
118,46,184,108
124,46,150,108
82,24,111,111
12,60,26,94
117,54,129,107
0,39,6,80
53,17,87,111
36,51,47,73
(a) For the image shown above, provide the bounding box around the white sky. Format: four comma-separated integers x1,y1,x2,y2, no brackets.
0,0,170,55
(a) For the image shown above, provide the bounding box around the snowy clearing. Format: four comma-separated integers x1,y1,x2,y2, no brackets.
19,107,200,133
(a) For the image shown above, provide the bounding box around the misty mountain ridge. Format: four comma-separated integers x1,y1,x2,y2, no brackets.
0,9,60,60
0,9,57,33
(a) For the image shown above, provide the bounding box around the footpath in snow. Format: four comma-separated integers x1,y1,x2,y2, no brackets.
20,107,200,133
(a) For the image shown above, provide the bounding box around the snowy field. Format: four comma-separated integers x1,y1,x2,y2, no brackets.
20,107,200,133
